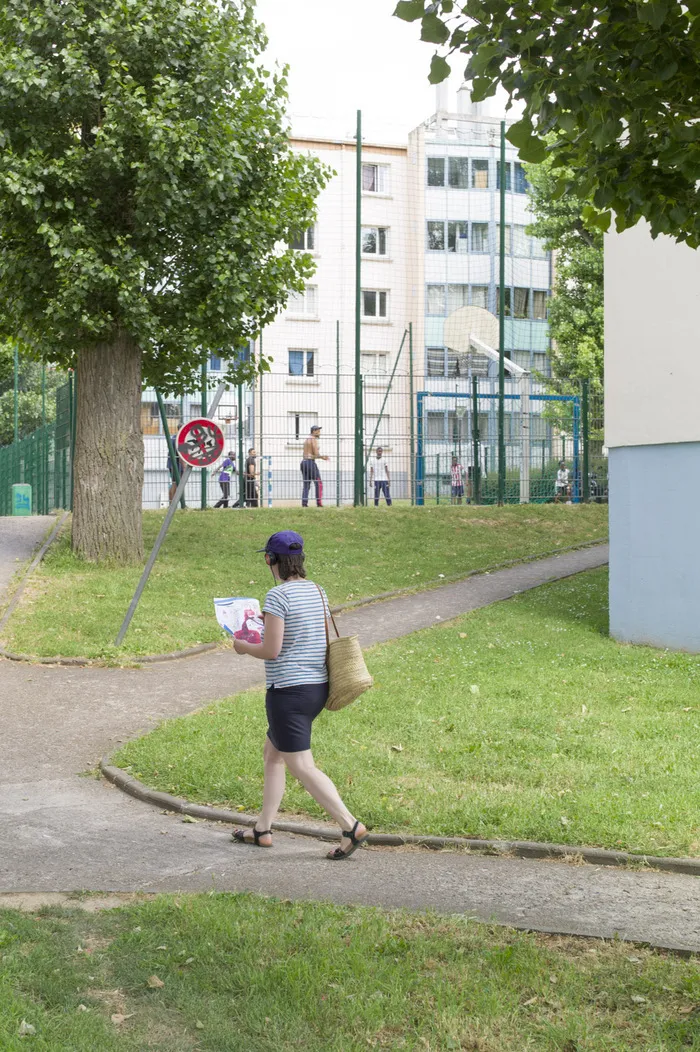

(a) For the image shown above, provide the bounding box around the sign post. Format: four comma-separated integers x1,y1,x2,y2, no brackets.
115,385,227,647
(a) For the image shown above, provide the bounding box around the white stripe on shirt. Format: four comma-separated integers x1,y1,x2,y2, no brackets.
262,579,329,688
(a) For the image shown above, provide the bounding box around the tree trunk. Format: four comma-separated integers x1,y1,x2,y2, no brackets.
72,334,144,564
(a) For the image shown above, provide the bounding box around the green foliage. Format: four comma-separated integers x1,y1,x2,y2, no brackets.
394,1,700,246
524,158,604,388
0,343,64,445
0,0,329,391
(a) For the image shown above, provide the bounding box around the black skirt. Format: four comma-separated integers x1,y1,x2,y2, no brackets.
265,681,329,753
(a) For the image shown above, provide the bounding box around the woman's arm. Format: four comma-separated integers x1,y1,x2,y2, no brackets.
233,613,284,660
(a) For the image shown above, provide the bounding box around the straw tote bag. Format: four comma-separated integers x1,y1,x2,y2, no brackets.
315,584,373,712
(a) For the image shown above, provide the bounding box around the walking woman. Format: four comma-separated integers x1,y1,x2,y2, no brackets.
231,530,367,859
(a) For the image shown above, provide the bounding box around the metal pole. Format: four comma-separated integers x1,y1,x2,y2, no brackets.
238,383,245,507
336,320,341,506
436,453,440,505
200,360,207,509
13,344,19,443
363,328,407,473
572,397,581,503
115,382,228,646
471,376,480,505
409,322,415,505
69,369,76,511
258,334,263,488
155,389,186,510
416,391,425,505
354,108,363,506
582,380,590,502
497,119,506,506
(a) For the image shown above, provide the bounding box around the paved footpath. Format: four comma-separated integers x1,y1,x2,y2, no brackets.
1,529,699,953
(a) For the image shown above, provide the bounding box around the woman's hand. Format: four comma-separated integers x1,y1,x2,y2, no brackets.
233,638,248,655
232,614,284,660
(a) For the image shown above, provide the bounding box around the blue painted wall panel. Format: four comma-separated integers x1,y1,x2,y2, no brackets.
609,442,700,652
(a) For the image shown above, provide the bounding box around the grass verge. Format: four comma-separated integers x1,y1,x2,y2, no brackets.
0,504,607,659
1,894,698,1051
114,568,700,858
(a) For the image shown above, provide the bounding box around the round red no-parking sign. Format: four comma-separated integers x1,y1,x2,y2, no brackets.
176,417,224,467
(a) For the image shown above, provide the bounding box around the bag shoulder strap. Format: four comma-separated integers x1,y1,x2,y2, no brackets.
314,583,339,642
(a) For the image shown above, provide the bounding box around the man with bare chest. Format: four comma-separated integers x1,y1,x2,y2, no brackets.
300,425,329,507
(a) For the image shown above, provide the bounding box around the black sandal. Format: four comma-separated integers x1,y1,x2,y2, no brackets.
327,821,368,860
232,827,272,847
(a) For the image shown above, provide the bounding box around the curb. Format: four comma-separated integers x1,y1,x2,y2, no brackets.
1,537,608,668
100,760,700,877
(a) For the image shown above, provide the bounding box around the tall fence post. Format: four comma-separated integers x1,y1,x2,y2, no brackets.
13,344,19,444
237,383,245,507
409,322,415,505
353,108,363,506
572,396,581,503
436,453,441,505
336,320,341,506
258,335,264,491
581,379,590,502
155,389,186,510
471,376,480,505
200,360,208,509
497,119,506,506
68,370,76,511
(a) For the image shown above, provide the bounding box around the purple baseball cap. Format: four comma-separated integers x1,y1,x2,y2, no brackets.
256,530,304,555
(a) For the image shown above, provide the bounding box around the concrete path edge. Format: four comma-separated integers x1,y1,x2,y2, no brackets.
0,537,608,667
100,760,700,878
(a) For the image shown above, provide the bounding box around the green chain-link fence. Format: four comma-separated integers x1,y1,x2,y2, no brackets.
0,379,73,516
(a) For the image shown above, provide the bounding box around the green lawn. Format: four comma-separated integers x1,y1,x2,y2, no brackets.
115,568,700,858
1,504,606,659
1,895,698,1051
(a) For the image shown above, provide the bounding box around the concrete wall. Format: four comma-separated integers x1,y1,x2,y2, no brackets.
605,223,700,651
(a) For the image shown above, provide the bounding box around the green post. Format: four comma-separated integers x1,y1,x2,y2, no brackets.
471,376,480,505
258,334,263,477
436,453,440,505
13,344,19,443
200,360,208,509
336,320,341,506
68,369,76,510
238,383,245,507
353,108,364,506
582,379,590,502
155,389,186,510
409,322,415,505
497,120,506,506
41,364,47,515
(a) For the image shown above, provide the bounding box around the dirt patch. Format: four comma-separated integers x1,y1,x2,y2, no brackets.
0,892,153,913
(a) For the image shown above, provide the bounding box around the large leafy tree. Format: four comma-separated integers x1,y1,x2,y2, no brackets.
0,0,327,562
525,159,603,389
395,1,700,246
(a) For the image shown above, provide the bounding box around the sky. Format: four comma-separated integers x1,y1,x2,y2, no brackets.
254,0,471,143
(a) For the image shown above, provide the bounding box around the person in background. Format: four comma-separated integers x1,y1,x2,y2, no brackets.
231,530,368,860
245,447,259,508
451,455,466,505
300,425,328,507
214,450,236,508
555,460,571,503
369,447,391,506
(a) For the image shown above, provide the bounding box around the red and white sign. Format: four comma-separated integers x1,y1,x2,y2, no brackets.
176,418,224,467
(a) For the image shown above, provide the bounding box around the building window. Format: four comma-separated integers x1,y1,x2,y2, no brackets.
448,157,469,188
427,221,445,251
496,224,512,255
287,285,318,316
209,354,222,371
291,226,315,251
471,159,489,188
427,284,446,315
448,410,469,439
288,349,315,376
427,347,446,377
495,287,513,316
533,352,548,373
514,162,529,194
365,413,391,445
362,226,388,255
496,161,511,191
447,284,469,314
513,225,530,257
471,223,489,253
361,352,388,375
427,411,445,439
531,235,548,259
514,287,530,318
533,290,548,319
427,157,445,186
288,411,318,441
362,289,388,318
511,351,531,370
362,163,390,193
471,285,488,309
448,221,469,253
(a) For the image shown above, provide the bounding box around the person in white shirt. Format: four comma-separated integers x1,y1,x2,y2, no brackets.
369,447,392,506
555,460,571,503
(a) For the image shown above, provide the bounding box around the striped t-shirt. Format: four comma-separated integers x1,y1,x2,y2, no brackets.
262,579,330,688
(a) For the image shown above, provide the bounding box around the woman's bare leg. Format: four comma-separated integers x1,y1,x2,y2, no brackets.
282,749,366,850
239,737,285,845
